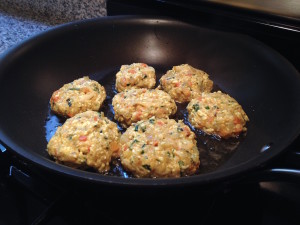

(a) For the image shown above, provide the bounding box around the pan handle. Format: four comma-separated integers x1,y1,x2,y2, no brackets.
245,149,300,184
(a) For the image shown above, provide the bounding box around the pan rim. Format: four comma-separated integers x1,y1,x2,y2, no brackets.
1,130,298,187
0,15,300,187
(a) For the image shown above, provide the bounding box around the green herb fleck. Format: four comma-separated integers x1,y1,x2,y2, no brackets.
141,150,145,154
132,139,139,144
149,118,155,124
93,86,100,93
68,87,81,91
142,144,146,148
177,126,184,132
172,149,176,158
141,125,146,132
192,104,200,112
166,77,174,80
142,164,151,171
143,74,148,79
134,124,139,131
68,135,73,140
178,160,185,168
129,139,139,150
66,98,72,107
205,106,210,110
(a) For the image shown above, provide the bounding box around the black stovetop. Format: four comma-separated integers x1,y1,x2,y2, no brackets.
1,148,300,225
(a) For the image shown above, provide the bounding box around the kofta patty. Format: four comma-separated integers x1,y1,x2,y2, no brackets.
112,88,177,127
50,76,106,117
159,64,213,103
120,117,200,178
47,111,120,173
115,63,156,92
187,91,249,138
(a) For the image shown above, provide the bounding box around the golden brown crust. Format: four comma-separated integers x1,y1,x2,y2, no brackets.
47,111,120,173
159,64,213,103
187,91,249,138
120,117,200,178
112,88,177,127
115,63,156,92
50,76,106,117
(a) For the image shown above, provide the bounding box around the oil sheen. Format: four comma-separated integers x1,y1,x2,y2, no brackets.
45,66,245,177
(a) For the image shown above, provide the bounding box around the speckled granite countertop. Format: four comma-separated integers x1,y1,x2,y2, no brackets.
0,0,106,55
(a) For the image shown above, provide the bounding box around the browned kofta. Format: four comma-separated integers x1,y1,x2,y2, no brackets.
112,88,177,128
115,63,156,92
50,76,106,117
159,64,213,103
187,91,249,138
120,117,200,178
47,111,120,173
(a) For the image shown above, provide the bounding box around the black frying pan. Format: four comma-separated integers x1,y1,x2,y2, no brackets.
0,16,300,187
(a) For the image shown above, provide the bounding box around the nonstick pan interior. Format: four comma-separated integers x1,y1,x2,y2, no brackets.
0,16,300,186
